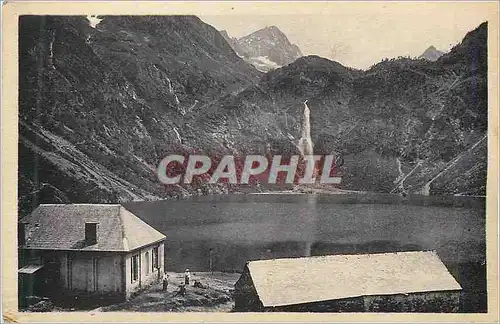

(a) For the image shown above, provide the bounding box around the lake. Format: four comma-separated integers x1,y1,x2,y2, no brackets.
124,193,487,312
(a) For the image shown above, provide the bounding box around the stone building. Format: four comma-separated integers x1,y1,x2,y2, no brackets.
234,251,462,312
18,204,166,307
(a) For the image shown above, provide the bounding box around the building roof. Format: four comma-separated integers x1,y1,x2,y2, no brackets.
18,264,44,274
245,251,462,307
19,204,165,252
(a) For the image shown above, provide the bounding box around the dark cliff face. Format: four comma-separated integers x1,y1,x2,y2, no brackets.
18,17,487,216
18,15,262,216
205,23,488,195
219,29,248,59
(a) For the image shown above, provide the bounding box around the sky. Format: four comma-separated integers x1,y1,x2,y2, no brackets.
199,2,494,70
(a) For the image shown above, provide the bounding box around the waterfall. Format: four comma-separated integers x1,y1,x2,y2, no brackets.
298,100,314,156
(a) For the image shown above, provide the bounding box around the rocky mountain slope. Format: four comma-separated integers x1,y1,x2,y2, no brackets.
18,17,487,217
220,26,302,72
18,15,262,216
419,46,445,61
203,22,488,195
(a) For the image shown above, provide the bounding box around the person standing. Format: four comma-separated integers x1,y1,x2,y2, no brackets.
184,269,191,285
162,274,169,291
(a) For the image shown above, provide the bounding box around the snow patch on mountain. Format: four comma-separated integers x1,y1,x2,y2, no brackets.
220,26,302,72
250,56,281,72
87,15,103,28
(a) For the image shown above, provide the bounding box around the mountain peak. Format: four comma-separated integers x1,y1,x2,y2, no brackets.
263,25,283,35
220,25,303,72
246,25,289,41
265,25,279,31
419,45,445,61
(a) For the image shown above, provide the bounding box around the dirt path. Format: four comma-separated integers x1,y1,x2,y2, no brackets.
96,272,240,312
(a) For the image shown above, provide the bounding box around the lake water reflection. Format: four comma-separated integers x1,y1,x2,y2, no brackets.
125,194,485,270
125,193,487,312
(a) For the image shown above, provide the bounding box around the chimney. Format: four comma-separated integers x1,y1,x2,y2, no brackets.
85,222,98,245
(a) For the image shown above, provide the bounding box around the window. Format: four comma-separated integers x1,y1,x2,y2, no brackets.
145,252,150,275
131,254,139,282
152,247,159,271
85,222,98,245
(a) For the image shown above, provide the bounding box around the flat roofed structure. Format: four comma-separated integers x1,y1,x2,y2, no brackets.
234,251,462,312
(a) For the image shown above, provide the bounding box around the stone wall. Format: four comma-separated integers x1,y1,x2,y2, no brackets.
234,265,264,311
124,241,165,298
363,290,460,312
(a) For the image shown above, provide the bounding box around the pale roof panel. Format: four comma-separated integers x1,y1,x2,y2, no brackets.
247,251,461,307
